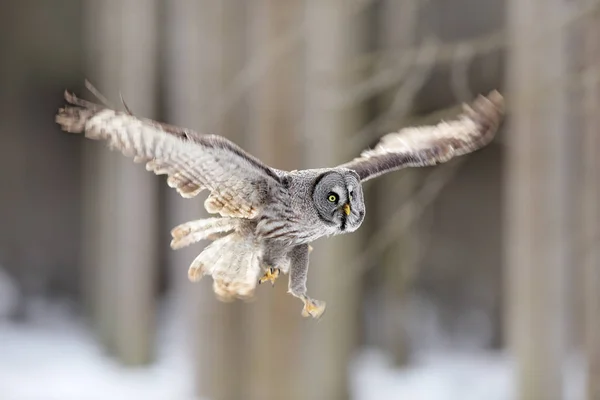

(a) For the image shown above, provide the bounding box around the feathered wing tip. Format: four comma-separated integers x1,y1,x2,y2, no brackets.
187,232,263,302
55,83,133,134
55,91,103,134
459,89,505,147
470,90,504,115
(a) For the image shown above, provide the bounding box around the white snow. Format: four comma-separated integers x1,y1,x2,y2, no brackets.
0,298,198,400
0,298,586,400
350,347,585,400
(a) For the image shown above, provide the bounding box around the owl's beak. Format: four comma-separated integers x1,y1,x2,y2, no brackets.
342,203,351,216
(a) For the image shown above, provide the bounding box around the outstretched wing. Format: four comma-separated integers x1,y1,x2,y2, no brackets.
56,91,285,219
338,90,504,182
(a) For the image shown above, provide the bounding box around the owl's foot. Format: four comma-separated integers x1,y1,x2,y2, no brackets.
258,267,280,286
300,296,326,319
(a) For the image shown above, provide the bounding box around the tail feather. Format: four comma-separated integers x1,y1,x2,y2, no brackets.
187,232,263,302
170,217,240,249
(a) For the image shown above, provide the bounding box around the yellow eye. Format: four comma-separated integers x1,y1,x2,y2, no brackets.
328,194,338,203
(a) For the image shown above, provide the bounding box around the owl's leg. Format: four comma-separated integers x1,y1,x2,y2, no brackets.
258,240,287,286
287,244,326,319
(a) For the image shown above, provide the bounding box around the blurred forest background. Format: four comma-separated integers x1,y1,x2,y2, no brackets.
0,0,599,399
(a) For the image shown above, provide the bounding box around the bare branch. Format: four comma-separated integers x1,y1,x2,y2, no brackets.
450,43,476,102
344,36,441,155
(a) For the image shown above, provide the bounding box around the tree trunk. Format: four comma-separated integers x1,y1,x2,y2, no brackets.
582,2,600,399
375,0,422,366
505,0,573,397
82,0,160,366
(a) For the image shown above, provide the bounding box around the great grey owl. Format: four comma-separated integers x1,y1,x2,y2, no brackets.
56,88,504,319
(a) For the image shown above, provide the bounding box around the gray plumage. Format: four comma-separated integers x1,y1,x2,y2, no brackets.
55,88,504,318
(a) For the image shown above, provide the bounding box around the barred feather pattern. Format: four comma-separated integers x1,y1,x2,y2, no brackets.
256,210,303,243
338,90,504,181
55,92,301,302
56,94,287,220
257,215,329,245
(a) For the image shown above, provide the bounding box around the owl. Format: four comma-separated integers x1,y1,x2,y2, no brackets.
56,87,504,319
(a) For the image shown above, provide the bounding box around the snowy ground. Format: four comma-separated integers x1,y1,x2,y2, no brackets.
0,298,585,400
0,299,197,400
351,348,584,400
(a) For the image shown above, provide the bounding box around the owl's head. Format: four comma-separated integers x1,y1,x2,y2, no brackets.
312,170,365,233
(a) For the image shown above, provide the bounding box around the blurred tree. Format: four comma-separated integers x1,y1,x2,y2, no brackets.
582,2,600,399
82,0,160,365
374,0,422,366
0,0,83,317
505,0,573,397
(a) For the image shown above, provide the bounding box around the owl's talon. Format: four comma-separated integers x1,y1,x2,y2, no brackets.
301,296,326,319
258,267,280,286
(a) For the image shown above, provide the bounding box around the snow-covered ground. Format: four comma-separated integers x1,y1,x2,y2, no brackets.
0,298,197,400
0,298,585,400
351,348,584,400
